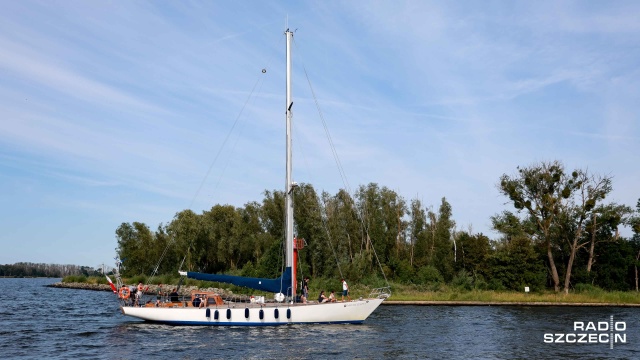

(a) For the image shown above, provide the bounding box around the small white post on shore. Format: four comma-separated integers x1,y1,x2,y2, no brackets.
524,286,530,293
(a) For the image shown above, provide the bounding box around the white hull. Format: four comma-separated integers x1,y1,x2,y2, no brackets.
121,298,384,326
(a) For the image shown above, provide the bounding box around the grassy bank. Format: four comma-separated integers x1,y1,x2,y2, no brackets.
63,275,640,304
383,282,640,304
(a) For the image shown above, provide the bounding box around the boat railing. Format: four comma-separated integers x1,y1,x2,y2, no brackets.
119,288,391,307
118,293,279,308
369,286,391,299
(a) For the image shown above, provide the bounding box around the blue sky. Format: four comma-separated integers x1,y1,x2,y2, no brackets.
1,1,638,267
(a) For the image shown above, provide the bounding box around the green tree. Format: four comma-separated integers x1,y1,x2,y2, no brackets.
490,211,535,246
456,232,491,278
588,238,635,290
408,198,427,267
628,199,640,290
115,222,155,276
150,224,177,275
583,203,631,273
323,189,371,280
204,204,241,270
356,184,404,264
239,201,270,264
166,210,205,272
498,161,573,292
293,184,330,278
488,236,546,291
430,198,455,281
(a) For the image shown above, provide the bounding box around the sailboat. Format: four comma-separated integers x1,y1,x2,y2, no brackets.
115,29,390,325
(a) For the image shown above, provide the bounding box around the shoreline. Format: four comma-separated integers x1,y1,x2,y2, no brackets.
46,282,227,297
47,282,113,292
381,300,640,307
48,282,640,307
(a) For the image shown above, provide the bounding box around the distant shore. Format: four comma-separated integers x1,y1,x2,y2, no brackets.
48,282,640,307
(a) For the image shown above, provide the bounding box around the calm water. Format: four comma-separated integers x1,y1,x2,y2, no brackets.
1,278,639,359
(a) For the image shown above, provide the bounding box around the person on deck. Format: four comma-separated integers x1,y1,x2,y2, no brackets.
135,282,144,306
328,291,336,302
156,284,164,302
318,291,328,303
341,279,351,302
302,277,309,299
169,288,179,303
129,285,137,306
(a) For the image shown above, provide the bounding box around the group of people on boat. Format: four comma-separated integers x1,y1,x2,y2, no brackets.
118,282,180,307
191,295,206,308
117,282,146,306
118,277,352,307
299,277,351,304
317,290,336,303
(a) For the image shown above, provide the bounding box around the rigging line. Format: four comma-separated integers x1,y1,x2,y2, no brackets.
145,223,185,285
292,39,350,191
320,196,345,279
291,121,344,280
206,35,284,204
147,237,175,282
293,37,389,287
210,75,267,201
142,32,285,287
159,77,262,281
292,38,362,231
175,35,285,279
188,76,264,210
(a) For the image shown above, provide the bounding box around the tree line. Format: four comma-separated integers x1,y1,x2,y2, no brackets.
0,262,101,278
116,160,640,292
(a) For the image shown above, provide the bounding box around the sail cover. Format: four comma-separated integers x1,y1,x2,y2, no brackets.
186,267,292,295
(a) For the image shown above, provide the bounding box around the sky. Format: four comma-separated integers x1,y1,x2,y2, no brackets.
1,1,638,268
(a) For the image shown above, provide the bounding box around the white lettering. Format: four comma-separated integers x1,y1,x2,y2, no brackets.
615,334,626,343
599,333,609,343
577,333,588,343
543,334,554,343
545,317,627,346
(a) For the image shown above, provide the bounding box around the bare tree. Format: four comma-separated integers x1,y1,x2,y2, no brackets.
561,171,612,294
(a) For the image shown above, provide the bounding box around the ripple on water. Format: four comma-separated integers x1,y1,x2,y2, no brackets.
2,279,640,359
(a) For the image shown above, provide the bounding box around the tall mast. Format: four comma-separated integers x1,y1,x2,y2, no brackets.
284,29,294,295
